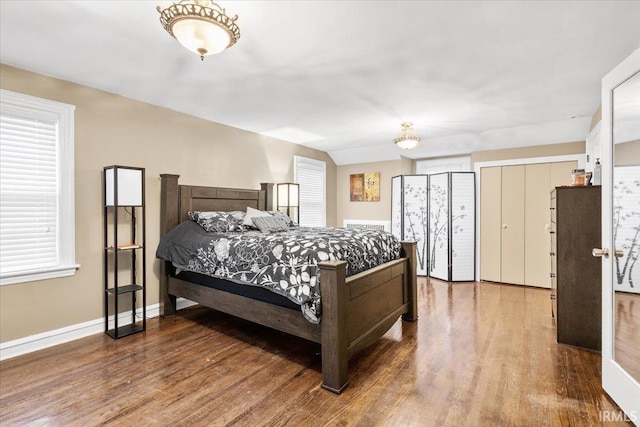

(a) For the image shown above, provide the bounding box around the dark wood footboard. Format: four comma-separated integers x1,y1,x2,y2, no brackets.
319,240,417,393
158,173,417,394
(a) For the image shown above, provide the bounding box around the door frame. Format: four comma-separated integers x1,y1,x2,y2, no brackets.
601,47,640,424
474,154,586,281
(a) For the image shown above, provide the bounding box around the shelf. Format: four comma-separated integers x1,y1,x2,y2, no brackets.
106,245,142,251
105,322,145,339
106,284,144,295
104,166,146,340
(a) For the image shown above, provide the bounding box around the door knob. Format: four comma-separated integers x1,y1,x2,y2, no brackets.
614,249,624,258
502,224,508,229
592,248,609,258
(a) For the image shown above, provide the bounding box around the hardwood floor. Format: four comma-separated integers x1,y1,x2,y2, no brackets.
0,279,631,426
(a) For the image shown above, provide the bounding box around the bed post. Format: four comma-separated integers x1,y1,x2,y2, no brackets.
160,174,180,317
319,260,349,394
260,183,274,211
401,241,418,321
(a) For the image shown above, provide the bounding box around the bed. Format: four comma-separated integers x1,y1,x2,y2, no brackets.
158,174,417,393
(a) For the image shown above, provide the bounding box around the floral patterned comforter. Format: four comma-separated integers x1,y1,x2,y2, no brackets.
156,220,402,323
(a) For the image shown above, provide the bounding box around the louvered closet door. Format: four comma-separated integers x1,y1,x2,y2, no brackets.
501,165,525,285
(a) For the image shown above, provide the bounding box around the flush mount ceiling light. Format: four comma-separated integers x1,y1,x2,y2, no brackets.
157,0,240,61
393,122,421,150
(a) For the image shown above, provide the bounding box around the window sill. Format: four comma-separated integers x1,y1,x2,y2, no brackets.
0,264,81,286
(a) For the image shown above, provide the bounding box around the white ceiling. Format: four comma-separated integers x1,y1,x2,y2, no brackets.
1,1,639,165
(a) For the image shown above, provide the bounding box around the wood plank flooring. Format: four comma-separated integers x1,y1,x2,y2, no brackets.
0,279,631,426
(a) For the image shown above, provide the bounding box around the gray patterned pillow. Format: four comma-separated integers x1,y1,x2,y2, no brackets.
189,211,245,233
268,210,298,227
252,215,290,233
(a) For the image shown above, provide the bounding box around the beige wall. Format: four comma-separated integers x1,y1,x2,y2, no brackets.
0,64,337,343
335,142,586,225
471,141,585,165
336,159,412,225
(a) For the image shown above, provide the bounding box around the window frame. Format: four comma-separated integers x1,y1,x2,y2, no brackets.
415,155,471,174
0,89,78,286
293,155,326,227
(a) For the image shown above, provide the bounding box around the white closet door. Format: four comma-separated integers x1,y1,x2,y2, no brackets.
480,167,502,282
501,165,525,285
550,161,577,188
525,163,551,288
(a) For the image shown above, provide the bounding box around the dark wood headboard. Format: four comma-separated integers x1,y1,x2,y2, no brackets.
160,174,274,236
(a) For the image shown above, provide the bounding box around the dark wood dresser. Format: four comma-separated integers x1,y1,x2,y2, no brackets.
550,186,601,351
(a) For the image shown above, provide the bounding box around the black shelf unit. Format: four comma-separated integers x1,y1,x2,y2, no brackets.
103,165,146,339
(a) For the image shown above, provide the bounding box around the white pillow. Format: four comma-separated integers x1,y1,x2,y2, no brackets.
243,206,271,227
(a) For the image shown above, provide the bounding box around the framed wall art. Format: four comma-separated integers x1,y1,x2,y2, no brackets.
350,172,380,201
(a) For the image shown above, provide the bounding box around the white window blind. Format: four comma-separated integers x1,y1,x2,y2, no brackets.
294,156,326,227
0,89,78,285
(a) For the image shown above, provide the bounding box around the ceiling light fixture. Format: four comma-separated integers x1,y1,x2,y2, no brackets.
393,122,421,150
157,0,240,61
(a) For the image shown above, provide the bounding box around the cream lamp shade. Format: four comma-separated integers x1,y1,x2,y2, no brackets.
277,183,300,223
104,166,143,206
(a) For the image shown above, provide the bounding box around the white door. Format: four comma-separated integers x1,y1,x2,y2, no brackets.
480,167,502,282
525,163,550,288
600,47,640,424
501,165,525,285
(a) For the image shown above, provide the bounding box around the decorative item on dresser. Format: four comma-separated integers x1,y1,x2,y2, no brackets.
103,165,146,339
550,185,601,351
158,174,417,393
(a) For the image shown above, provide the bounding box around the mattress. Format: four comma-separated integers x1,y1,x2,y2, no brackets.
157,220,402,323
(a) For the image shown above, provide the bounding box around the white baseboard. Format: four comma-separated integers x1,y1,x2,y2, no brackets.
0,298,197,361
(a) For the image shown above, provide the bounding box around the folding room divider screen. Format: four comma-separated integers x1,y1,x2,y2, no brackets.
391,172,476,281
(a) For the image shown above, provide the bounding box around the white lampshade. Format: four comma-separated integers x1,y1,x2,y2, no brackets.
395,138,420,150
277,183,299,207
172,18,231,57
105,166,143,206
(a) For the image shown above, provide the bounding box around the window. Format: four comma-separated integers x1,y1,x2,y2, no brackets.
0,89,78,285
294,156,326,227
416,156,471,174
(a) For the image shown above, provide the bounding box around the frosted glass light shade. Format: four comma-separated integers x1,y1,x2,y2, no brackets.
105,167,143,206
395,138,419,150
393,122,421,150
172,18,231,57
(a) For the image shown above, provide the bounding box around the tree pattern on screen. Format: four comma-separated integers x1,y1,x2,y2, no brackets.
429,183,467,272
614,177,640,288
402,182,428,272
